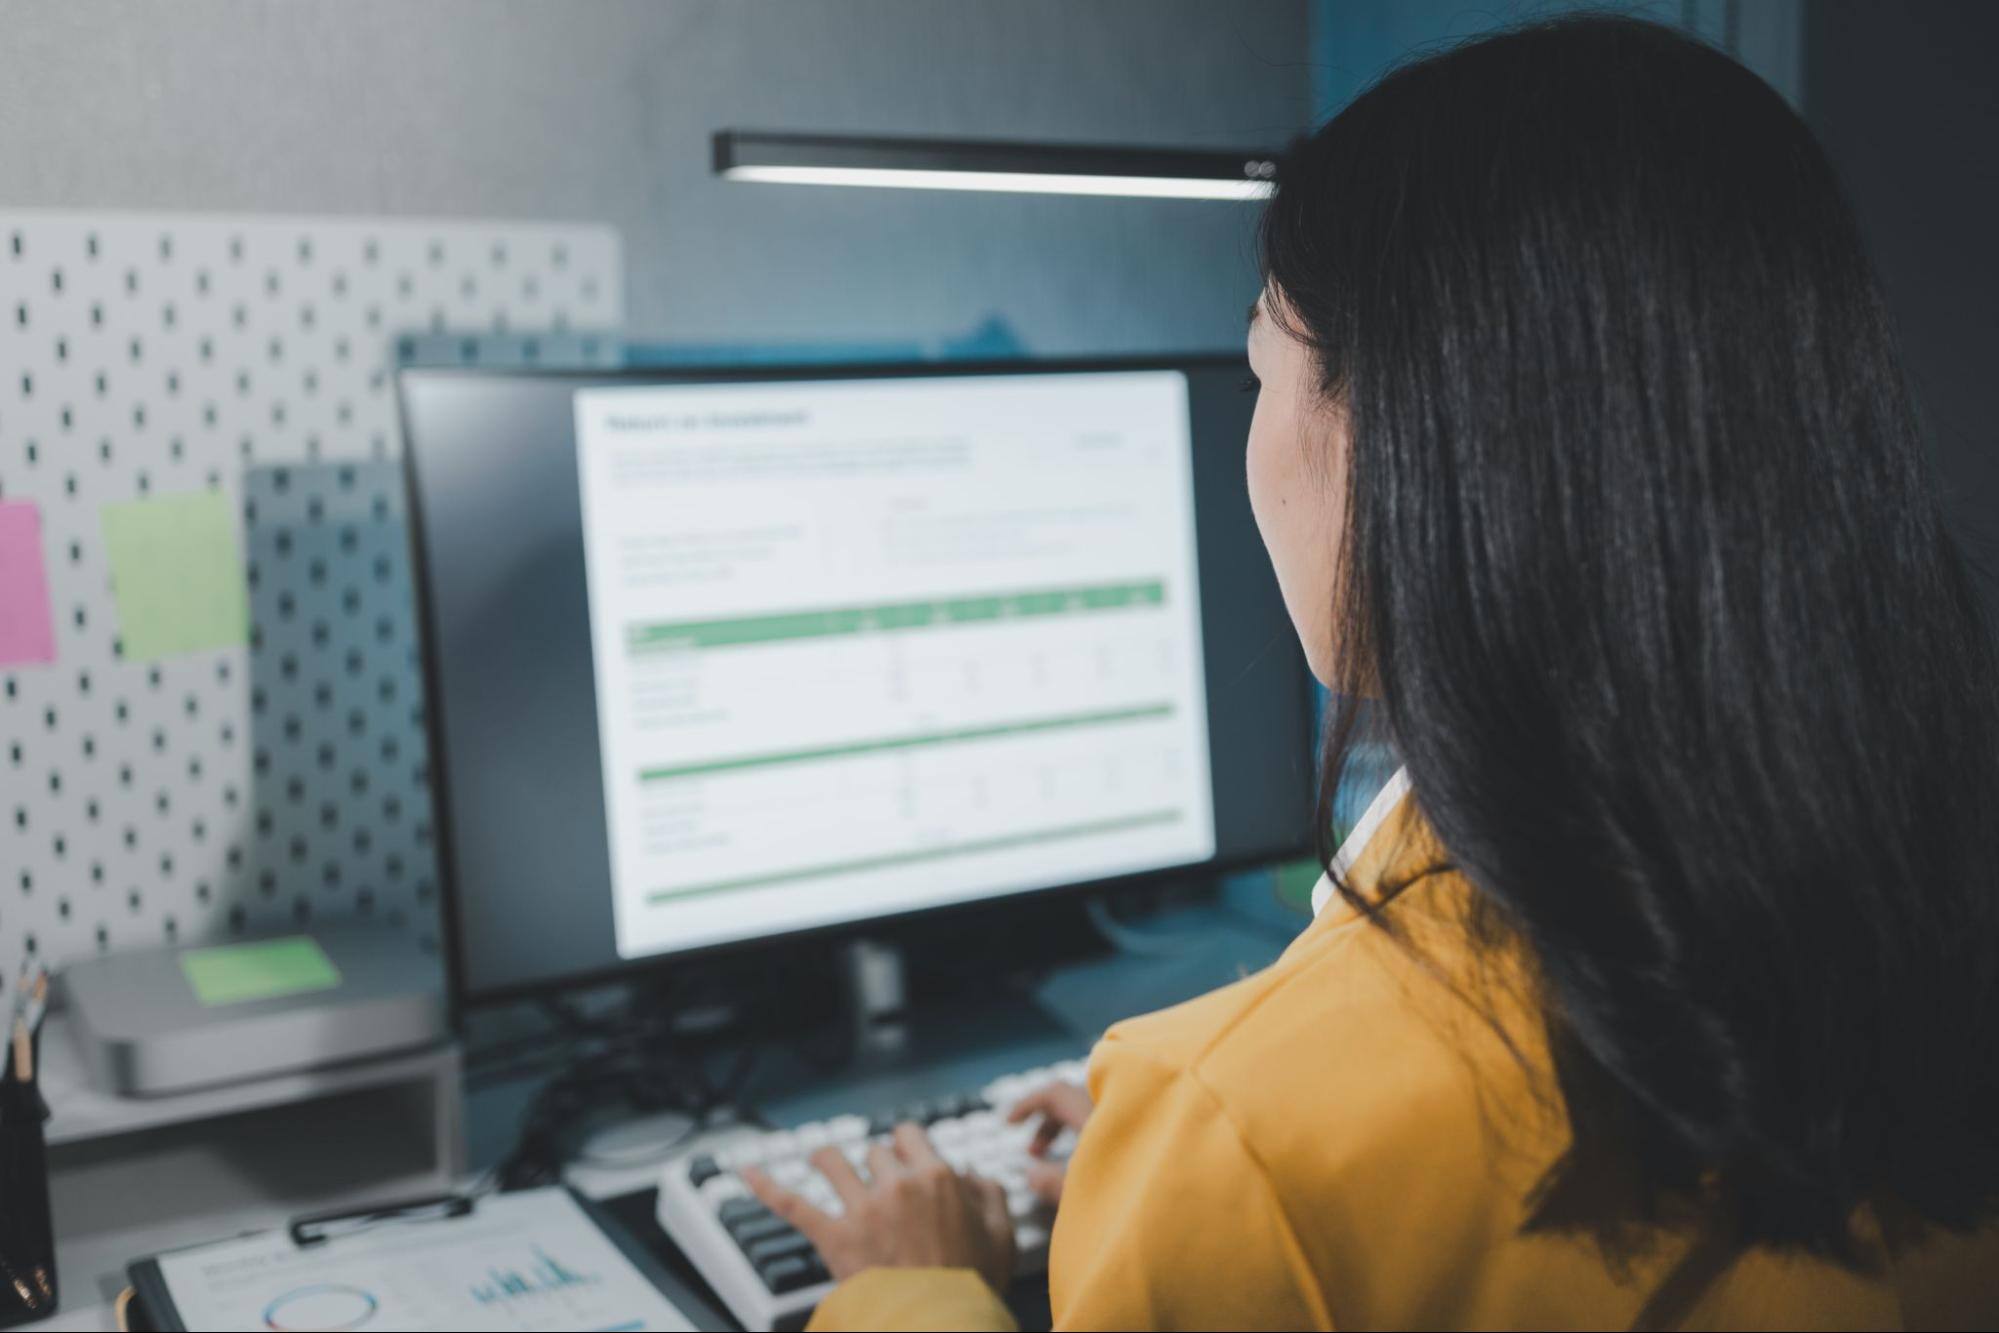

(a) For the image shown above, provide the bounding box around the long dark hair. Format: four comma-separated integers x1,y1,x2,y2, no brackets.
1261,15,1999,1259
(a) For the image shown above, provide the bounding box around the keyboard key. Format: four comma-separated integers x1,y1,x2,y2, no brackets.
686,1154,721,1187
759,1254,816,1294
826,1115,869,1142
746,1230,816,1269
718,1197,767,1227
719,1141,766,1170
729,1213,794,1250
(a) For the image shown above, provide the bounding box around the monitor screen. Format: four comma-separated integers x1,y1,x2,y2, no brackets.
401,359,1313,1003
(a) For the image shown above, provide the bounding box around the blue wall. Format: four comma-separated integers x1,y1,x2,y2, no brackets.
1308,0,1801,121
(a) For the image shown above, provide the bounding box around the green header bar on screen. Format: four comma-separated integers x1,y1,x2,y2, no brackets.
626,579,1167,653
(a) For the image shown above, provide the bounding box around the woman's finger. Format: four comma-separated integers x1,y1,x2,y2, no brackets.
1004,1085,1060,1124
743,1166,838,1250
866,1138,903,1182
968,1169,1013,1236
892,1121,947,1172
809,1145,870,1211
1006,1082,1092,1131
1026,1159,1066,1206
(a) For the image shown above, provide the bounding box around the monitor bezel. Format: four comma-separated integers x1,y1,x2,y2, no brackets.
399,354,1319,1011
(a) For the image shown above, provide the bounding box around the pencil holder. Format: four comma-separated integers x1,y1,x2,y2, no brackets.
0,1093,56,1327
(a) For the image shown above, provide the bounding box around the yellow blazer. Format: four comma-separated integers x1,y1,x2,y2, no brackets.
810,789,1999,1329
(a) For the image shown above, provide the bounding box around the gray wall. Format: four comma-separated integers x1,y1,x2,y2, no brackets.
1806,0,1999,616
0,0,1310,356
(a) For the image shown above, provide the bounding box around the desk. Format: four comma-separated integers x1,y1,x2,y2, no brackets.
48,891,1302,1330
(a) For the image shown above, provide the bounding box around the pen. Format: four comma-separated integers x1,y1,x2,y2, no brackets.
6,966,45,1088
18,968,46,1085
290,1192,476,1246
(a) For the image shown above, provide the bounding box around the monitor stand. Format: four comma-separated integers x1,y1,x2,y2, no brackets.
844,937,910,1064
573,937,908,1169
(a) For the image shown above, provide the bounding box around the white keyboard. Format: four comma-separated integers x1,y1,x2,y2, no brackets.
656,1058,1088,1330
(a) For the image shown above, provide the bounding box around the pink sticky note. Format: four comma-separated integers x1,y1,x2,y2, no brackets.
0,500,57,666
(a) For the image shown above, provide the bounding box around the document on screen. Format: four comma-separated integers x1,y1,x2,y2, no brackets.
573,371,1215,959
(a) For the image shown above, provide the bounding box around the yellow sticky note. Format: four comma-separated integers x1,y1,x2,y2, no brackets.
101,491,249,660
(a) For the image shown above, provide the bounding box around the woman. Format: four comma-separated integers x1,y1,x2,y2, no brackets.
746,16,1999,1328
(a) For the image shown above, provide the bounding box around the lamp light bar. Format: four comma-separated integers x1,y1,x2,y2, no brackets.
714,131,1277,201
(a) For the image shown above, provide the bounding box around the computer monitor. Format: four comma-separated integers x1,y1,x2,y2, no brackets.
400,358,1315,1004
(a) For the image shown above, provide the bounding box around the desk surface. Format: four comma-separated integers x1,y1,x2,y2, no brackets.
53,891,1304,1331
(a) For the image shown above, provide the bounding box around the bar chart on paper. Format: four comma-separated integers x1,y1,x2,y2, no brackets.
575,372,1216,959
471,1246,598,1304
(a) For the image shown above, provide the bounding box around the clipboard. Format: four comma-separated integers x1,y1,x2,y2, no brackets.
123,1186,728,1332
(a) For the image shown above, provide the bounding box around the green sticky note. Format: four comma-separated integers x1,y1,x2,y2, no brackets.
101,491,249,660
180,936,342,1007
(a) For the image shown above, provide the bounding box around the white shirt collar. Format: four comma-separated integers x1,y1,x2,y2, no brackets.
1310,766,1413,918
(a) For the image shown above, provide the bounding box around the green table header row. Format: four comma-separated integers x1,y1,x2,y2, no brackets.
627,578,1167,653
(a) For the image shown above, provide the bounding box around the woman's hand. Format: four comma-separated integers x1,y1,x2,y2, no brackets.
1006,1081,1094,1206
742,1123,1017,1293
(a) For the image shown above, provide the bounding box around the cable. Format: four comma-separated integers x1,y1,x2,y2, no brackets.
480,988,773,1191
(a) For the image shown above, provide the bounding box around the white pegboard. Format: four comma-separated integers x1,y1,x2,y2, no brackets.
0,210,622,980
